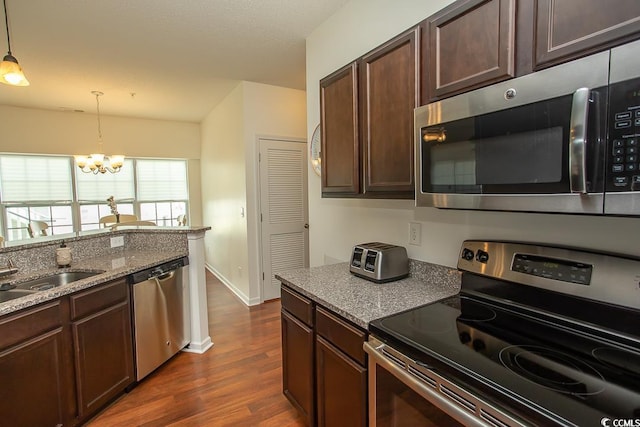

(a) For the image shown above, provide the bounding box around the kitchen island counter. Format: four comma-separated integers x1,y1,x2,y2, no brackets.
0,249,187,316
276,260,461,329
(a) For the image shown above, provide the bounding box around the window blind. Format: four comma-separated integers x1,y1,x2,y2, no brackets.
0,156,73,202
76,159,135,201
137,160,188,201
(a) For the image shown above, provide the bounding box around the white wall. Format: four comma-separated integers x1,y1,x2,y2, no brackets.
201,83,248,297
0,105,201,158
201,81,306,303
0,104,203,225
306,0,640,268
242,82,307,303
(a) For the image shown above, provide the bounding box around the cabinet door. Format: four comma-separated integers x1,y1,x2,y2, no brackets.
316,336,367,427
321,62,360,196
426,0,515,100
0,303,73,427
535,0,640,68
281,309,315,425
361,27,419,197
72,281,134,419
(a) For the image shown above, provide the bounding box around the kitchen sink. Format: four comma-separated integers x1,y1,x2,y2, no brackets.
12,271,104,292
0,289,37,303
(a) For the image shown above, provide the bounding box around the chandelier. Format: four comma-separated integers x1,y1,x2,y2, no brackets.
75,91,125,174
0,0,29,86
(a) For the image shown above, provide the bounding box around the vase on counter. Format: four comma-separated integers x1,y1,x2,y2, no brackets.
56,241,72,268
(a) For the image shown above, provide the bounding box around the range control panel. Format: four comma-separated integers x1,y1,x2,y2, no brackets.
511,254,592,285
608,77,640,192
456,241,640,311
459,245,593,286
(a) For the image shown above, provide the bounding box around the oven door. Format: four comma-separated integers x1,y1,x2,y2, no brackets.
364,338,525,427
415,49,609,214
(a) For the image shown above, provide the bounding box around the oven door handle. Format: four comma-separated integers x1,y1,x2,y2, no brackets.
569,87,590,194
364,340,498,427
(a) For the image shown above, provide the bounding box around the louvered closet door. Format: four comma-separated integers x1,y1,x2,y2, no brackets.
259,138,309,301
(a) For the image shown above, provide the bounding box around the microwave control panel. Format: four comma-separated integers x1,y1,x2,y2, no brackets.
608,77,640,192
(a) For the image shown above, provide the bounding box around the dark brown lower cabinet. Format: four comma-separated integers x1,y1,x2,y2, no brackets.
281,284,368,426
0,278,136,427
0,301,75,427
281,308,315,424
70,278,135,423
316,336,367,427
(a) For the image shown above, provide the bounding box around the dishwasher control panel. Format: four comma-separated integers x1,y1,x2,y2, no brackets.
131,256,189,283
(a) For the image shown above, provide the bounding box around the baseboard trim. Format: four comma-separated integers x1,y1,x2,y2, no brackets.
183,337,214,354
205,264,261,306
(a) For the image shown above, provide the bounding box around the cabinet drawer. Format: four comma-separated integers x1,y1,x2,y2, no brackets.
316,307,366,366
281,285,313,327
70,278,128,320
0,301,62,350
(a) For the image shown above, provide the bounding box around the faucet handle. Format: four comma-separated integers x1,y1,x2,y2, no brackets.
0,259,18,277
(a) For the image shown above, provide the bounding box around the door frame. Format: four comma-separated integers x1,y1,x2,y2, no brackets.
255,135,309,303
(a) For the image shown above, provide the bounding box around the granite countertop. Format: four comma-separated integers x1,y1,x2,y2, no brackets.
0,249,187,316
275,261,461,329
0,225,209,253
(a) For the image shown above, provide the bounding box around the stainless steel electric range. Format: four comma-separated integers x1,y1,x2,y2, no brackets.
365,241,640,427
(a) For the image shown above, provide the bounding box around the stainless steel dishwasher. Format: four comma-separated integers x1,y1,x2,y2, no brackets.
131,257,190,381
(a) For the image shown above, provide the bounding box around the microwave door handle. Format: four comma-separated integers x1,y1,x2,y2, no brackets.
569,87,590,194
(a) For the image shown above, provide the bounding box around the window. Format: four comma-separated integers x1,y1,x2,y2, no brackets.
137,160,188,226
76,159,136,230
140,202,186,226
6,205,73,240
0,155,189,241
80,203,135,230
0,155,73,239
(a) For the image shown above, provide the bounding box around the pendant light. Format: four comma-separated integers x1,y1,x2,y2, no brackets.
75,91,125,174
0,0,28,86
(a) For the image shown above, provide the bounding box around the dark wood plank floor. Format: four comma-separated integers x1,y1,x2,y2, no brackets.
87,271,305,426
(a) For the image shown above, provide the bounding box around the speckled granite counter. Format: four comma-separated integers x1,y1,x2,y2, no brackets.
0,249,187,316
275,260,461,329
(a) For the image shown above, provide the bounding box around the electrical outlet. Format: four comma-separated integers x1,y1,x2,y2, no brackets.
110,236,124,248
409,222,422,246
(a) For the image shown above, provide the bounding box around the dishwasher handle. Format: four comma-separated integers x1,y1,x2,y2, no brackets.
149,270,175,282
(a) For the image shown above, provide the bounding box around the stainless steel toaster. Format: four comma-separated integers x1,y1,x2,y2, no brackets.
349,242,409,283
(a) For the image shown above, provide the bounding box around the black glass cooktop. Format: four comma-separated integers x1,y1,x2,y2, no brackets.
369,292,640,426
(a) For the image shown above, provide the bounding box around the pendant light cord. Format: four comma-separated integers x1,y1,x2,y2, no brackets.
3,0,11,55
95,92,103,151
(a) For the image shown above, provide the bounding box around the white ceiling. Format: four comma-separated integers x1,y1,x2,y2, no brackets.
0,0,349,122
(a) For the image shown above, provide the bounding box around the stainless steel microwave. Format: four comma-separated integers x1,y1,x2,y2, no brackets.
415,39,640,215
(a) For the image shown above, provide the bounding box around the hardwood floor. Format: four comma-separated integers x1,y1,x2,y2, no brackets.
87,271,305,426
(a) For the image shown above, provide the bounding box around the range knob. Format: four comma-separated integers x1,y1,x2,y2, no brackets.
461,248,475,261
476,250,489,264
472,339,486,352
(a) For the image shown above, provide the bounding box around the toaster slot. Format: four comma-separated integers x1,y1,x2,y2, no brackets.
364,250,378,272
351,247,364,268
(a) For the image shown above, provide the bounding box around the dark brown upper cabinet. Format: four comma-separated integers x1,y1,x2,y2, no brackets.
320,27,419,198
535,0,640,69
360,27,419,197
425,0,516,101
320,62,360,196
